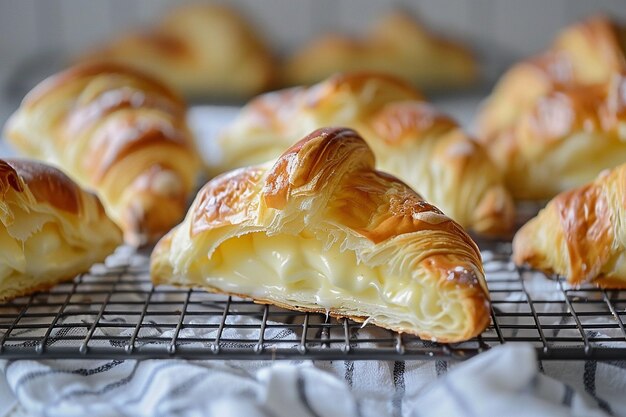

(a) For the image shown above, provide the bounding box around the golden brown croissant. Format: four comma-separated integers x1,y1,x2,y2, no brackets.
77,4,275,99
513,163,626,288
152,127,490,343
0,159,122,302
213,72,514,235
282,12,478,90
4,64,201,246
477,16,626,200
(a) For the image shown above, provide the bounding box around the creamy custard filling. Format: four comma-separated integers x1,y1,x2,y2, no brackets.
0,221,79,286
0,201,95,289
183,232,467,336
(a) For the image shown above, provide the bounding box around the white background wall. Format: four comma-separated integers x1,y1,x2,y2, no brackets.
0,0,625,122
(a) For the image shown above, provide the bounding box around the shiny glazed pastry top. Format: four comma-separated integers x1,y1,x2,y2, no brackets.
212,72,514,235
477,16,626,200
0,159,122,302
152,127,490,343
4,63,201,246
283,12,478,91
76,4,275,100
514,162,626,289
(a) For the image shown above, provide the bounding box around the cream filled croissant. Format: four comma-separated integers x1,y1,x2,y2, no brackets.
477,16,626,200
513,163,626,288
77,4,275,99
152,128,490,343
0,159,122,302
283,12,477,91
212,72,513,235
4,64,201,245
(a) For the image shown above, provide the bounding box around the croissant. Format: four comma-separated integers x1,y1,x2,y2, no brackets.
77,4,275,100
513,163,626,288
477,16,626,200
4,64,201,246
152,127,490,343
212,72,514,235
0,159,122,302
283,12,478,91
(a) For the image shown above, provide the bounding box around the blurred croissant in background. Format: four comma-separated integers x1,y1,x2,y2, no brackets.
476,15,626,200
4,64,201,246
76,4,276,101
282,11,479,91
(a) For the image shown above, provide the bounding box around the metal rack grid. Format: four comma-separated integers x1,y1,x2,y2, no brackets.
1,240,626,361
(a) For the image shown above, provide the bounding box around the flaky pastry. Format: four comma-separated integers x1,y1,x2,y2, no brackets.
0,159,122,302
4,64,201,245
514,163,626,288
213,72,514,235
77,4,275,99
152,128,490,343
283,12,478,90
477,16,626,200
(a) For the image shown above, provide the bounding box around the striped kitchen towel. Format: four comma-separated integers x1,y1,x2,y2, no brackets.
0,343,618,417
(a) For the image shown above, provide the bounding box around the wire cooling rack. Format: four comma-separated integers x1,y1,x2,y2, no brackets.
1,238,626,361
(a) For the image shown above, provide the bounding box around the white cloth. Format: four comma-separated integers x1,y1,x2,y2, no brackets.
0,343,617,417
0,376,17,416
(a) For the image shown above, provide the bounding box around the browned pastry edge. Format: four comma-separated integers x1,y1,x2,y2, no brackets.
0,160,23,194
1,159,87,215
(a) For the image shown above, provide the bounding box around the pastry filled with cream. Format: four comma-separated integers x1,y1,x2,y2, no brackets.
0,159,122,302
151,128,490,342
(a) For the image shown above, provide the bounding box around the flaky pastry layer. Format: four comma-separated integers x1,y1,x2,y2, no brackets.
152,127,490,342
212,72,513,235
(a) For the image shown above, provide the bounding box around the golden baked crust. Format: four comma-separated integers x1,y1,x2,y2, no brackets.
213,72,514,235
477,16,626,200
152,127,490,343
4,63,201,245
282,12,478,90
77,4,275,99
513,163,626,288
0,159,122,302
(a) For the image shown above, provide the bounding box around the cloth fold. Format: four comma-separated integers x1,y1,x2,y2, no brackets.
0,343,616,417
